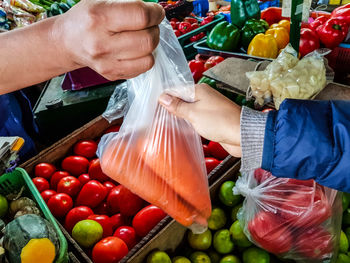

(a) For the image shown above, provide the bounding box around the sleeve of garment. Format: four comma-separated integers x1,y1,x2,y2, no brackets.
262,99,350,192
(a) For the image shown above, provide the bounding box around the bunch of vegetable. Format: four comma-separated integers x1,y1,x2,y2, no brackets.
300,4,350,57
145,174,278,263
30,123,225,263
170,16,214,40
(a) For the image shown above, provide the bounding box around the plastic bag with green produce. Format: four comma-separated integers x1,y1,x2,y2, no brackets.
98,19,211,234
233,168,342,262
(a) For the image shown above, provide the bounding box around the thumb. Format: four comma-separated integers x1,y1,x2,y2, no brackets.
158,93,191,120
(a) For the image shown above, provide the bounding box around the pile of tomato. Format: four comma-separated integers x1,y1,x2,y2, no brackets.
203,140,229,174
31,125,167,263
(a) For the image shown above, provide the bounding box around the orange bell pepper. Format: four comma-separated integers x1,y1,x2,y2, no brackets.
247,33,278,59
265,27,289,50
270,19,290,33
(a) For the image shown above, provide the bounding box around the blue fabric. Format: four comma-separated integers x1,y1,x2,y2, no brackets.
262,99,350,192
0,91,37,161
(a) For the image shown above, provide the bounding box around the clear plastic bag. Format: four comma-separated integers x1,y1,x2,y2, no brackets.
97,20,211,233
246,45,328,109
233,168,342,262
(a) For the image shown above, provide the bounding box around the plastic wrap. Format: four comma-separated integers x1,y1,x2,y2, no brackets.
233,168,342,262
246,45,327,109
97,20,211,233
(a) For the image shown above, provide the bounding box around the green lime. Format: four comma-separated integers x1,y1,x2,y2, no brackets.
341,230,350,253
243,247,270,263
188,229,212,250
172,256,191,263
147,251,171,263
219,181,241,207
343,193,350,211
220,255,241,263
0,194,8,218
72,219,103,248
213,229,234,254
230,220,252,248
231,204,242,222
189,251,211,263
208,250,221,263
337,253,350,263
208,207,227,230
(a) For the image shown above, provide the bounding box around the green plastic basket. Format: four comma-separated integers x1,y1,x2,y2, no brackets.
0,168,68,263
177,14,225,60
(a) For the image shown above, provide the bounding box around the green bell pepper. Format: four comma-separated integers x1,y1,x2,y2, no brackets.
231,0,261,28
241,19,267,51
207,21,240,51
198,77,217,89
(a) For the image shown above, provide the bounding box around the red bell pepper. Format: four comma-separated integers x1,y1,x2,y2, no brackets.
331,3,350,24
190,32,205,42
188,59,205,82
178,22,192,34
299,28,320,58
308,15,328,31
261,7,283,25
316,18,349,48
200,16,214,26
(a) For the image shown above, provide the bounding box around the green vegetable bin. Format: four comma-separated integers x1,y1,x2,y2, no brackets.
178,14,225,59
0,168,68,263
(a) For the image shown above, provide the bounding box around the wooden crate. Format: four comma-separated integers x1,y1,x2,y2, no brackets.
21,115,239,263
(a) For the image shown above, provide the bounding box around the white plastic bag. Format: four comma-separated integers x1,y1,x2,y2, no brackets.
97,20,211,233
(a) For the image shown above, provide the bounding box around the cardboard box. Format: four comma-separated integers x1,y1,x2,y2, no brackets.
21,115,238,263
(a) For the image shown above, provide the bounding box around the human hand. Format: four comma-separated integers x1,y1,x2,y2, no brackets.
159,84,242,157
54,0,164,80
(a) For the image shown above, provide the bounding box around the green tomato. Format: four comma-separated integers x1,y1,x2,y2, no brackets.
208,207,227,230
187,229,212,250
340,230,350,253
242,247,270,263
219,181,241,207
213,229,234,254
189,251,211,263
230,220,252,248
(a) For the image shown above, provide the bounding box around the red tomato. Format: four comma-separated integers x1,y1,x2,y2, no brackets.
48,193,73,218
89,159,110,182
132,205,166,237
64,206,94,233
57,176,81,198
50,171,71,190
104,125,121,134
280,187,331,228
202,144,210,157
295,226,333,259
178,22,192,34
94,202,108,215
205,157,221,174
248,211,292,254
110,214,126,231
34,163,56,179
195,54,208,63
76,180,108,208
286,178,315,187
41,190,57,203
73,140,98,159
107,185,144,217
114,226,138,249
61,156,89,176
188,59,205,82
88,214,114,238
32,177,50,193
208,141,229,160
103,181,117,193
92,237,128,263
78,173,90,185
183,17,197,24
204,56,225,71
174,29,182,37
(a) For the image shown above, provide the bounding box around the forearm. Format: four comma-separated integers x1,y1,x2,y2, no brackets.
0,14,78,94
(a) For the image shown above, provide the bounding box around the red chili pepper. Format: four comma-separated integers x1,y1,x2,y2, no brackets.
316,18,349,48
200,16,214,26
308,15,328,31
174,29,182,37
331,3,350,24
188,59,205,82
299,28,320,58
190,32,206,42
191,23,199,30
178,22,192,34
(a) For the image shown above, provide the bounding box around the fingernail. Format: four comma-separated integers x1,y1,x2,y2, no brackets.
159,94,173,106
